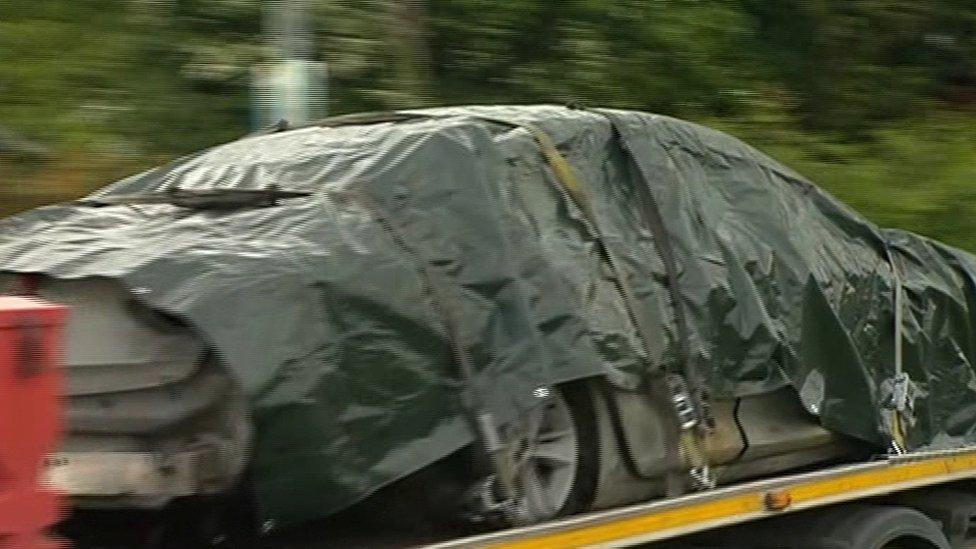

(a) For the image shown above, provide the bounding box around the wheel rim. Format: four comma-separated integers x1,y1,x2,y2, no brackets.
513,389,579,521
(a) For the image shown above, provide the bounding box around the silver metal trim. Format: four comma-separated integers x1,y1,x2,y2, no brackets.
43,451,201,498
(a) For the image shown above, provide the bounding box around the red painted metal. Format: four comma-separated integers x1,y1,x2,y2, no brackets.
0,297,68,549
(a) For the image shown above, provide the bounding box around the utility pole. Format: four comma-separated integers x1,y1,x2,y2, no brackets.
268,0,312,61
253,0,327,128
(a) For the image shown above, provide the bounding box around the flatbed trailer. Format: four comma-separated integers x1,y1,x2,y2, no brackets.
423,447,976,549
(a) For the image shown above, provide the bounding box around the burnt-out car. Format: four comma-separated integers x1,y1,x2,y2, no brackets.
3,106,975,544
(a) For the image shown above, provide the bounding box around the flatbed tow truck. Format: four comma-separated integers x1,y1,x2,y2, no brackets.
6,289,976,549
9,106,976,549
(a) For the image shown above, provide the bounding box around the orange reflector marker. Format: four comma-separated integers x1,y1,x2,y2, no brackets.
764,490,792,511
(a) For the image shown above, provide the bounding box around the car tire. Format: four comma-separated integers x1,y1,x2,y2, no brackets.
507,380,600,523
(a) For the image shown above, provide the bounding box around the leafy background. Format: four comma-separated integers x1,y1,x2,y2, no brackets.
2,1,975,248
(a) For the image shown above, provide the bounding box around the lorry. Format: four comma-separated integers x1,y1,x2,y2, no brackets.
4,105,976,548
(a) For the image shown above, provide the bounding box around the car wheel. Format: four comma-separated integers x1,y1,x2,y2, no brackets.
508,381,599,524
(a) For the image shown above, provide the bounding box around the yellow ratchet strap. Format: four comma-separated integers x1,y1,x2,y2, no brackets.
500,119,712,490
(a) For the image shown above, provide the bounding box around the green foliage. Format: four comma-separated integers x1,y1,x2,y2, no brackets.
0,0,260,154
2,0,976,249
702,107,976,250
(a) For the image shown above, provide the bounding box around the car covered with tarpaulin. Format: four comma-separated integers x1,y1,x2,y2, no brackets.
1,106,975,534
